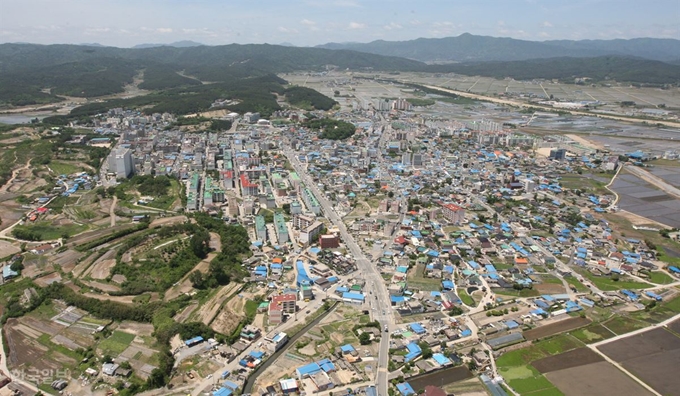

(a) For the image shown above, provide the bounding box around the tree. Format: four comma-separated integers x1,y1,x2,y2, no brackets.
189,271,205,289
449,306,464,316
146,368,167,389
359,332,371,345
190,229,211,259
10,261,24,272
387,191,394,198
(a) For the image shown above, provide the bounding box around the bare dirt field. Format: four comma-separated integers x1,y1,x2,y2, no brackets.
33,272,62,287
83,280,121,293
598,328,680,362
209,286,248,334
198,283,242,325
0,240,19,256
82,249,117,279
173,303,198,323
667,317,680,334
150,215,187,227
532,347,603,373
408,367,473,390
533,283,565,294
4,318,76,372
0,195,26,231
545,361,653,396
620,349,680,396
51,249,85,271
598,328,680,395
523,317,591,341
116,321,155,337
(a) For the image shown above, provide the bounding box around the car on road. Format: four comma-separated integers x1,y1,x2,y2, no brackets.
384,325,389,332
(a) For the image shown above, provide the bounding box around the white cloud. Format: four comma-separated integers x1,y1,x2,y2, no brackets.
85,27,111,34
347,22,365,30
383,22,403,30
300,19,319,31
538,31,550,38
543,21,553,28
278,27,299,34
157,28,172,33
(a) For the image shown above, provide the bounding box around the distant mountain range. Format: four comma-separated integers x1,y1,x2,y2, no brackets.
1,36,678,111
132,40,206,49
317,33,680,63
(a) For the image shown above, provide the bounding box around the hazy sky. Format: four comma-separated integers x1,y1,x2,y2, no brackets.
1,0,678,47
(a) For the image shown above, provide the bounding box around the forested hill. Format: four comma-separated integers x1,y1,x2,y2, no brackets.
0,42,423,74
426,56,680,86
0,42,424,107
317,33,680,63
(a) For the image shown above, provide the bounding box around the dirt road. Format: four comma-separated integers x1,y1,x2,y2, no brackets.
110,195,118,227
624,165,680,200
0,159,31,194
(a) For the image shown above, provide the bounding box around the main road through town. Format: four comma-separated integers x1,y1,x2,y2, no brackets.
284,147,393,395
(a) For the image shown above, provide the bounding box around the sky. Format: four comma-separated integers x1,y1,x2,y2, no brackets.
1,0,678,47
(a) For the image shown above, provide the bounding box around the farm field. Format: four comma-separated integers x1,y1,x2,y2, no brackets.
544,361,653,396
496,334,586,396
569,323,616,344
597,327,680,395
407,367,473,391
407,263,442,291
523,317,590,341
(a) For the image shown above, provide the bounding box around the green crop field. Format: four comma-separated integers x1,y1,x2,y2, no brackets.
49,161,83,176
570,323,616,344
457,288,475,306
98,330,136,355
579,270,651,291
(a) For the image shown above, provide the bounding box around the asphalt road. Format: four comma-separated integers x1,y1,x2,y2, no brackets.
285,147,393,396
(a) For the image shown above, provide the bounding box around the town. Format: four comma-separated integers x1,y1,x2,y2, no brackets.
1,73,680,396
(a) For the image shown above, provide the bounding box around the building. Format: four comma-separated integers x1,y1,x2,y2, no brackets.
271,293,297,314
274,212,289,244
265,332,289,352
240,174,259,196
319,234,339,249
244,112,260,123
441,203,466,224
549,148,567,160
279,378,298,394
109,148,134,178
302,188,321,215
255,215,267,242
240,325,262,343
299,221,324,245
293,214,316,230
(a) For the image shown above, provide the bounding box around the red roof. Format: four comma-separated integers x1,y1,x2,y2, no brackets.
443,203,463,211
394,236,408,245
240,174,258,188
272,293,297,304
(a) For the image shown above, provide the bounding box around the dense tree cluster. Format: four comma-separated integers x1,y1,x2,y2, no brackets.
131,175,172,197
305,118,357,140
284,86,338,110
